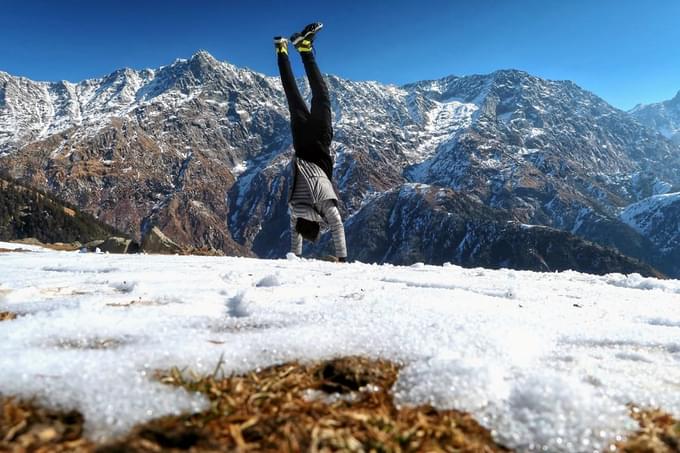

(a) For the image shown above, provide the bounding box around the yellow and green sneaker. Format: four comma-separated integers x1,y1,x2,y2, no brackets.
274,36,288,55
290,22,323,53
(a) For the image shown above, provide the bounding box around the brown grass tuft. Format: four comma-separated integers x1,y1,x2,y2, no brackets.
0,312,17,322
100,356,510,452
617,405,680,452
2,357,678,452
41,242,82,252
0,396,93,452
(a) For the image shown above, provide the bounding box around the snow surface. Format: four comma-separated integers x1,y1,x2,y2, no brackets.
2,244,680,452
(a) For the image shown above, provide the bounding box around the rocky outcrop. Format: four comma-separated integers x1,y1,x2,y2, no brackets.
99,237,139,254
82,240,105,252
141,226,182,255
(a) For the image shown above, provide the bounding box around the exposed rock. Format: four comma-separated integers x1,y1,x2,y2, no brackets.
141,227,182,255
99,237,138,254
82,240,105,252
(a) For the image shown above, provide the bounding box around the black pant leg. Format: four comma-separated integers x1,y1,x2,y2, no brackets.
300,52,332,133
278,53,309,125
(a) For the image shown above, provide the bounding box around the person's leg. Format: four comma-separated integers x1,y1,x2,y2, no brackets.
290,23,332,135
300,52,332,132
276,38,309,125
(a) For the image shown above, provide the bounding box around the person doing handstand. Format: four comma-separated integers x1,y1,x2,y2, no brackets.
274,23,347,262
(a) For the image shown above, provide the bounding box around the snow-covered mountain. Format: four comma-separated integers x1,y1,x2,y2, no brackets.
2,51,679,275
314,183,659,276
631,90,680,144
1,51,285,256
620,192,680,276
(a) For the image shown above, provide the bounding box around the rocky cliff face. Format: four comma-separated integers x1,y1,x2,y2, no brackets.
1,51,679,275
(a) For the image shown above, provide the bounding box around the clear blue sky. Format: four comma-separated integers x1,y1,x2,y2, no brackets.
1,0,679,110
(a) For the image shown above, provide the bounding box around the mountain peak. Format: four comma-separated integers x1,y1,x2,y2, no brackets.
191,50,216,62
491,69,531,78
670,90,680,105
187,50,237,75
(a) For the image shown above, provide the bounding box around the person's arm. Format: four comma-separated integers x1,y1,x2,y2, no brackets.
319,200,347,260
290,215,303,256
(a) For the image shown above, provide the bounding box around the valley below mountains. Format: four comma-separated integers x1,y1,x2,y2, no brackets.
1,51,679,276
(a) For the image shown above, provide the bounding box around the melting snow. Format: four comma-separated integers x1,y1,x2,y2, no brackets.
1,244,680,451
231,160,248,177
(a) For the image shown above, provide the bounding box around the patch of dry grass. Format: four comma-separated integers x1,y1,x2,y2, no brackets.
183,246,225,257
1,357,679,452
0,396,93,452
41,242,82,252
1,239,81,252
0,312,17,322
617,405,680,452
97,356,509,453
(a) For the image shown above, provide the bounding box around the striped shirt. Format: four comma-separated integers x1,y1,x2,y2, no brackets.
289,158,347,258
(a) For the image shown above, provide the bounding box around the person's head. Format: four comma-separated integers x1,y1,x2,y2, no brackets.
295,218,320,242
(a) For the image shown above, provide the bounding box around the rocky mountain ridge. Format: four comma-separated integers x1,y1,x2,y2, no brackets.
620,192,680,276
314,183,661,276
2,51,679,275
631,90,680,144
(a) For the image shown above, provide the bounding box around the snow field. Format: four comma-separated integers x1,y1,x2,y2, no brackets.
1,245,680,452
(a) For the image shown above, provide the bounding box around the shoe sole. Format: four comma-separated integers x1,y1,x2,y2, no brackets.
291,23,323,45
